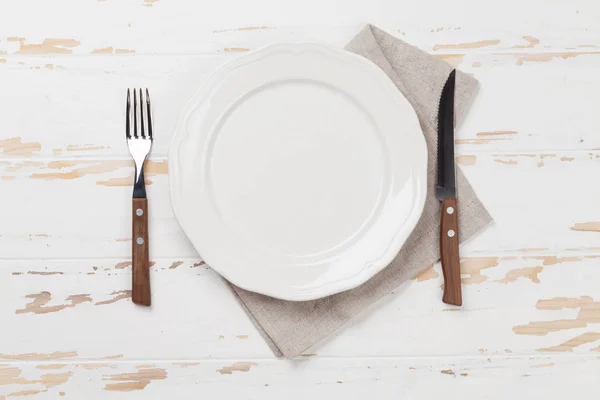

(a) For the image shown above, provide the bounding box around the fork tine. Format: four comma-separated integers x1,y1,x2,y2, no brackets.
139,88,146,138
133,89,138,138
146,88,153,139
126,89,131,139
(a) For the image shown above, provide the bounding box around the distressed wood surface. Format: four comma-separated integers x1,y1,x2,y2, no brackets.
0,152,597,258
0,356,599,399
0,54,598,158
2,254,600,359
1,0,599,398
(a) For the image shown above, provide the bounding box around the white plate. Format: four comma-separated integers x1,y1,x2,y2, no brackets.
169,43,427,301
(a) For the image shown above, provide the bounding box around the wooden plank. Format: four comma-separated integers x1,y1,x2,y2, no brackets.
0,53,598,159
0,356,598,399
0,151,596,259
0,259,271,360
459,150,600,254
1,254,599,359
0,1,598,54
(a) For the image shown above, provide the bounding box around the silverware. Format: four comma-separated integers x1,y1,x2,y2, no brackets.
126,88,153,306
436,69,462,306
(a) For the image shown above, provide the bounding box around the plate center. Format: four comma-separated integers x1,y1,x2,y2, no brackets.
207,80,386,258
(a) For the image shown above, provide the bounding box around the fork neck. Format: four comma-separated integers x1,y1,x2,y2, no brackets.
133,168,147,199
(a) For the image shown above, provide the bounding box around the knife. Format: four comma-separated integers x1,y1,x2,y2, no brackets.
436,69,462,306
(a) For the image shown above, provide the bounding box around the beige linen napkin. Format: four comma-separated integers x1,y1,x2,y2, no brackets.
228,24,492,358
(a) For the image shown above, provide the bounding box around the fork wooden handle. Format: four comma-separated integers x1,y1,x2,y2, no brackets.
132,198,151,306
440,197,462,306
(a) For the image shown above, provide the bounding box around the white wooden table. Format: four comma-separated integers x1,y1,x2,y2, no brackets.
1,1,599,398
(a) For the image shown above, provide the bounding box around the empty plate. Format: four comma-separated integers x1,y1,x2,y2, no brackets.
169,43,427,301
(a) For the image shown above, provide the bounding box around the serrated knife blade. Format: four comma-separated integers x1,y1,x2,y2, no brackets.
437,69,456,200
436,69,462,306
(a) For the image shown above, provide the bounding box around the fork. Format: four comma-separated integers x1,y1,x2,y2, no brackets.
126,88,153,306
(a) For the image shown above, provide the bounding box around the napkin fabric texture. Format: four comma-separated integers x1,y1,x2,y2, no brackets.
228,24,492,358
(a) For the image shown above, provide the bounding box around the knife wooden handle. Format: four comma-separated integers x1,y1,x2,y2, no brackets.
440,197,462,306
132,197,151,306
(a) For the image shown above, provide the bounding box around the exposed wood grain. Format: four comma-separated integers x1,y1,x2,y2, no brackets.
15,292,91,315
0,352,77,361
539,332,600,352
433,40,501,50
114,262,132,270
217,362,258,375
143,0,160,7
477,131,518,137
15,290,131,315
525,256,583,266
8,389,42,396
78,363,115,370
510,51,600,65
168,261,184,269
497,266,543,284
26,271,62,276
66,145,106,152
94,290,131,306
36,365,66,371
29,160,130,181
0,366,73,395
513,296,600,353
214,26,271,33
494,159,518,165
0,159,168,186
16,39,80,55
513,36,541,49
103,366,167,392
172,362,201,367
570,222,600,232
461,257,499,284
0,138,41,156
91,47,113,54
415,266,439,282
456,155,476,166
223,47,249,52
456,131,517,146
37,372,72,387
